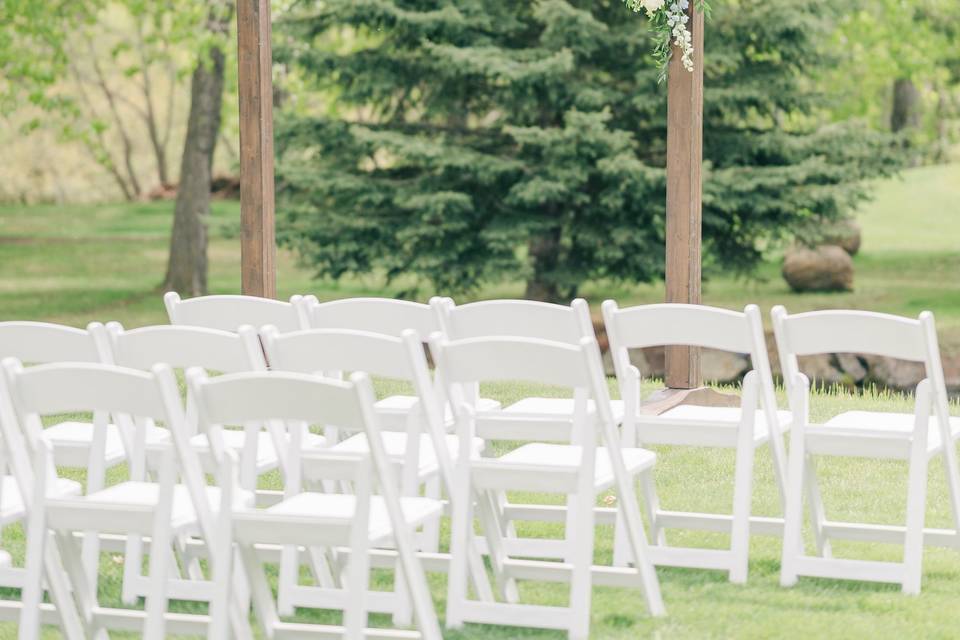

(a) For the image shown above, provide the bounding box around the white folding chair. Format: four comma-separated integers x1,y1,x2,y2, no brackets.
188,368,443,640
0,321,153,487
602,302,789,582
0,359,250,639
430,333,664,639
299,295,501,429
102,322,320,492
431,297,615,418
164,291,308,333
0,321,166,587
100,322,314,609
0,369,84,638
773,307,960,593
262,326,493,614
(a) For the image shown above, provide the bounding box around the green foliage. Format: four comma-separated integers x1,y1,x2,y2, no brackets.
276,0,901,301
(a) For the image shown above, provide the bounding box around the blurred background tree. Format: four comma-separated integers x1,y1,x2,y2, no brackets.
274,0,902,301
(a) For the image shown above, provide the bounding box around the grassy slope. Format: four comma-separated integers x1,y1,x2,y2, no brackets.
0,165,959,637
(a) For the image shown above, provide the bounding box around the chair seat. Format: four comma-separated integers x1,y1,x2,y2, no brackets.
636,406,793,448
42,421,170,469
0,476,81,525
496,443,655,491
190,430,326,474
47,481,254,534
259,492,443,544
502,397,626,424
328,432,484,477
376,395,501,428
805,411,957,458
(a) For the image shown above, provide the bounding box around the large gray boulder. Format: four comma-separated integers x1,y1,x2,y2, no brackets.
783,245,854,292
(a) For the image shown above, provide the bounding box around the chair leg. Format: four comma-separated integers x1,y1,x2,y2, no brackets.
445,481,474,630
568,487,596,640
121,536,144,605
421,475,441,553
342,543,370,638
902,443,930,595
208,507,233,640
803,456,832,558
477,490,519,603
780,440,808,588
729,438,756,584
144,514,173,639
56,530,104,637
639,469,665,546
20,474,49,640
277,545,299,616
238,544,281,635
43,534,87,640
391,559,413,628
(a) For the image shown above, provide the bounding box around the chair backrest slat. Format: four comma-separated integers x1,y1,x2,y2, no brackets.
191,370,365,430
7,361,168,418
0,321,101,363
305,296,438,337
165,292,304,333
602,303,753,353
106,323,265,373
773,309,927,362
434,336,592,392
262,328,412,381
434,298,594,344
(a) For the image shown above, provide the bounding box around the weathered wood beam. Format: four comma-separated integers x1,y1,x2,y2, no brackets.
664,2,705,389
237,0,277,298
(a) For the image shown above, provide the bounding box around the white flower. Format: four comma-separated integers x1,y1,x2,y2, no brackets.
642,0,665,12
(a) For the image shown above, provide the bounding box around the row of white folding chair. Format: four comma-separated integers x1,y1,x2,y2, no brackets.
0,359,237,639
0,357,443,639
165,294,786,585
772,307,960,594
164,293,960,595
164,294,667,636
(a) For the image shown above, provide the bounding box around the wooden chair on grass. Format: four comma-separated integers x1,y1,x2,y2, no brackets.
773,307,960,594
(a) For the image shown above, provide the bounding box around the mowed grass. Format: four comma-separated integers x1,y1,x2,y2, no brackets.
0,165,959,637
1,162,960,340
3,380,960,639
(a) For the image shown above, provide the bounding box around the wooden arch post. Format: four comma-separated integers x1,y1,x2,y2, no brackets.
665,2,704,390
237,0,277,298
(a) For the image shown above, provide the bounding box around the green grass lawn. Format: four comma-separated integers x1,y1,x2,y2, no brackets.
2,381,960,639
0,164,959,637
2,163,960,342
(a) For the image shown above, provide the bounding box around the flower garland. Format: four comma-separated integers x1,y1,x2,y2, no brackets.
623,0,710,82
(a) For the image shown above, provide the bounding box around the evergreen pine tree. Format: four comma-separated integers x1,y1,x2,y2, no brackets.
276,0,900,301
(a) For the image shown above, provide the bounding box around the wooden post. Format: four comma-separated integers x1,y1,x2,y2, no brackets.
237,0,277,298
665,2,704,389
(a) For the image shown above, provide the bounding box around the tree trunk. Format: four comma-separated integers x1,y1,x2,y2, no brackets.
524,228,563,303
890,77,921,133
162,18,229,295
